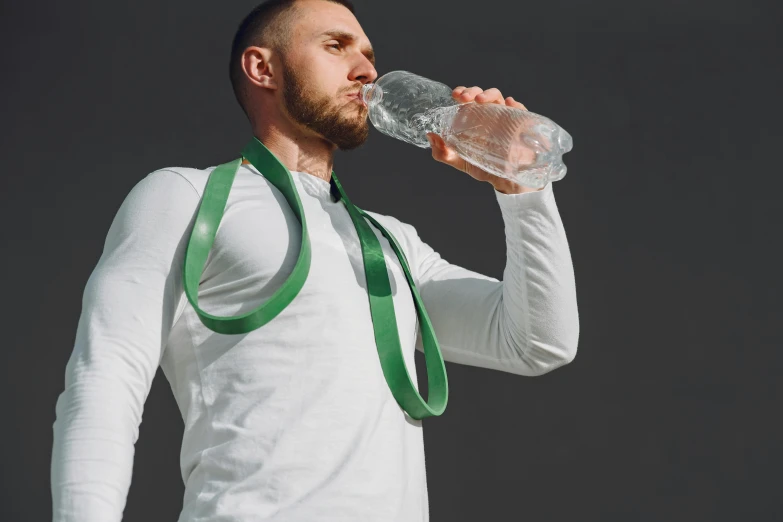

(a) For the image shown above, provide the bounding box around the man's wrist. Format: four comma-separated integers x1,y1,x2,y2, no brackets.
490,179,543,194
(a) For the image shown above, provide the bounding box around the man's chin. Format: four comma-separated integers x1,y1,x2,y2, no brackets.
331,129,369,151
307,108,369,150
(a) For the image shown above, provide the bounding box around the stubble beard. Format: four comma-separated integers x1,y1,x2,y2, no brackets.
281,61,370,151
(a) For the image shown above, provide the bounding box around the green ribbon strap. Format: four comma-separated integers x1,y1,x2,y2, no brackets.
183,137,448,419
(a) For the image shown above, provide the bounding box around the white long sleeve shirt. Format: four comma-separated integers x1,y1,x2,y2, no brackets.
51,162,579,522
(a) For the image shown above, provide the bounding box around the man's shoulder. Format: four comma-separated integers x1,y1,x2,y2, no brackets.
144,166,216,197
363,209,406,232
145,163,268,198
362,209,421,247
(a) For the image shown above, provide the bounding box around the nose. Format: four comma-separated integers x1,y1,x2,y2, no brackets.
350,55,377,85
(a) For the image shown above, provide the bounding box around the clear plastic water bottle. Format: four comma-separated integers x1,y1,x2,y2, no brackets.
360,70,573,188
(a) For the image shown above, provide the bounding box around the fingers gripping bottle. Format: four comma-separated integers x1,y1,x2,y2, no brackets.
360,70,573,188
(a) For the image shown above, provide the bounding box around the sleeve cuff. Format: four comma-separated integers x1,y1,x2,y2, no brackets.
494,180,555,215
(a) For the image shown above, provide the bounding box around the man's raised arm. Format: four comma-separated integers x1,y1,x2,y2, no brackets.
397,181,579,376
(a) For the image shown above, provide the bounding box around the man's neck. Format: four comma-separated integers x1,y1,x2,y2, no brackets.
245,124,336,183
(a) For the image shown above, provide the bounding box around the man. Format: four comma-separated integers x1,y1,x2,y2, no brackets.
50,0,579,520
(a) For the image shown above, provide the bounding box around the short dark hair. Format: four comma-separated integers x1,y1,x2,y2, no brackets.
229,0,356,119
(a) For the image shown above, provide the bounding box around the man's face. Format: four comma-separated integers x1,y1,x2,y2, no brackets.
277,0,378,150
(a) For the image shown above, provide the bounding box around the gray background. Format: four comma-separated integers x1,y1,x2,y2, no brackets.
2,0,782,520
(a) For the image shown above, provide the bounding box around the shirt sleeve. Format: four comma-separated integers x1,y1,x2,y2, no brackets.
400,182,579,376
51,169,201,522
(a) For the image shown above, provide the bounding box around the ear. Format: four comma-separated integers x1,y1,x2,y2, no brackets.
242,46,278,91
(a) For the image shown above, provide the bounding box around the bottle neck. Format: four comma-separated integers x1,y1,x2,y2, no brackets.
361,83,381,107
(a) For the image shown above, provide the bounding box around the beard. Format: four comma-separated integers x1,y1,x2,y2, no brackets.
280,59,370,151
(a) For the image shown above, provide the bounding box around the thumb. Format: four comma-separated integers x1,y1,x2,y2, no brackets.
427,133,449,163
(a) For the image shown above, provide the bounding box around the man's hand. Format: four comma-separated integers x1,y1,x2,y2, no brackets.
426,86,544,195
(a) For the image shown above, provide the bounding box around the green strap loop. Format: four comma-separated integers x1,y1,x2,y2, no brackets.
183,137,448,419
